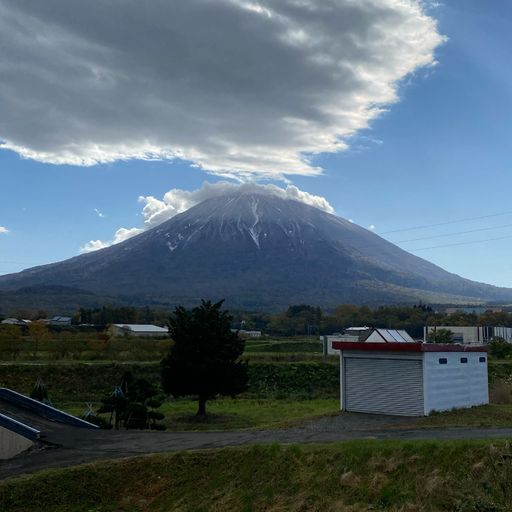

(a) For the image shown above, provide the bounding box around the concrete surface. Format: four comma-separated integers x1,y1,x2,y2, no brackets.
0,427,33,461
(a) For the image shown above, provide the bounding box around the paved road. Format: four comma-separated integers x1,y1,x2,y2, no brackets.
2,413,512,481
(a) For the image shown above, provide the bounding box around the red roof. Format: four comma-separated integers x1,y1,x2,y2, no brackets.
331,341,487,353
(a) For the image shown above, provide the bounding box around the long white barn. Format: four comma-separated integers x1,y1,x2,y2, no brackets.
110,324,169,338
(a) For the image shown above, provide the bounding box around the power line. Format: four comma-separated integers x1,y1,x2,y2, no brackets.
395,223,512,244
380,210,512,235
409,234,512,252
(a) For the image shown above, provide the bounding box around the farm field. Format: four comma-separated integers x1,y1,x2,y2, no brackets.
2,337,512,432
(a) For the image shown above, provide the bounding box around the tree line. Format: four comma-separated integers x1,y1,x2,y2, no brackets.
3,303,512,339
233,304,512,338
23,300,248,420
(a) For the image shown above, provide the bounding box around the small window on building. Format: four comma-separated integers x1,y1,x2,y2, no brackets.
460,357,468,364
439,358,447,365
479,356,486,363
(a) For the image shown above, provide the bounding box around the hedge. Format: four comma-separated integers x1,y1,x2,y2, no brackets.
0,362,339,402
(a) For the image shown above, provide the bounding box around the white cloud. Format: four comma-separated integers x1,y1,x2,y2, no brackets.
0,226,9,234
368,224,376,231
80,239,108,254
94,208,106,219
80,226,143,254
139,181,335,229
80,181,334,252
0,1,444,179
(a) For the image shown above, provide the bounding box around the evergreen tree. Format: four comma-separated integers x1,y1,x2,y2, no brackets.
161,300,248,416
96,371,165,430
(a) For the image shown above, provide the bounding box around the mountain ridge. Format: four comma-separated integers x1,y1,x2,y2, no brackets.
1,191,511,311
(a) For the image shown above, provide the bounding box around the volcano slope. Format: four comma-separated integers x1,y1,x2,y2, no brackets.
1,191,510,310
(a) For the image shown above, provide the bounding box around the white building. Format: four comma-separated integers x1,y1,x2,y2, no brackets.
232,329,262,338
110,324,169,338
321,333,358,356
321,327,415,356
333,341,488,416
424,326,512,344
1,318,31,326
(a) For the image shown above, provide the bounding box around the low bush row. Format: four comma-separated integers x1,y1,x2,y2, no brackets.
0,362,339,401
2,360,510,403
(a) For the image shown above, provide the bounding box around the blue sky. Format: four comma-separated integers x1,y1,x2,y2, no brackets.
1,1,512,287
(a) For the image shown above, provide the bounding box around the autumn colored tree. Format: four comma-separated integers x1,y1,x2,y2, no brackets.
28,321,49,358
0,324,23,360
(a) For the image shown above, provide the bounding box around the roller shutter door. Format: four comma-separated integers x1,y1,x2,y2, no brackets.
344,357,424,416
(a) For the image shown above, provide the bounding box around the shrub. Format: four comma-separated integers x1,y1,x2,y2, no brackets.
488,337,512,359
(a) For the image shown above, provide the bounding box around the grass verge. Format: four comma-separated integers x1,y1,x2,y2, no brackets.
3,440,512,511
63,398,339,431
405,403,512,429
159,398,339,430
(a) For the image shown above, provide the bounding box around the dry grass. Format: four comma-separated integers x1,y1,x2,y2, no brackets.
4,441,512,511
490,380,512,404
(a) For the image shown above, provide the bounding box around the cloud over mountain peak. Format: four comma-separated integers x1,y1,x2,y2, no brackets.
80,181,335,253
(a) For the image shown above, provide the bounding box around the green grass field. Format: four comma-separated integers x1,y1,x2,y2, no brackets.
207,401,512,431
160,398,338,430
3,440,512,511
64,398,340,431
66,399,512,432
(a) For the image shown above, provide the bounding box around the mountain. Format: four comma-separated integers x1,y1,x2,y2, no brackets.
1,191,511,311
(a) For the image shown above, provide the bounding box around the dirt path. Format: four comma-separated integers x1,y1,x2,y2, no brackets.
2,413,512,481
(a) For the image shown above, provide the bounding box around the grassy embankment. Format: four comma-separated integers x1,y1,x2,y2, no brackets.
3,440,512,511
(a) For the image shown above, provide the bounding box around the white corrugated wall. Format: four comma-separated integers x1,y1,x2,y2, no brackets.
423,351,488,414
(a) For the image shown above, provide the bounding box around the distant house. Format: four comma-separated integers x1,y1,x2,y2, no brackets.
321,327,415,356
344,326,372,337
110,324,169,338
1,318,31,326
48,316,72,326
232,329,262,338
